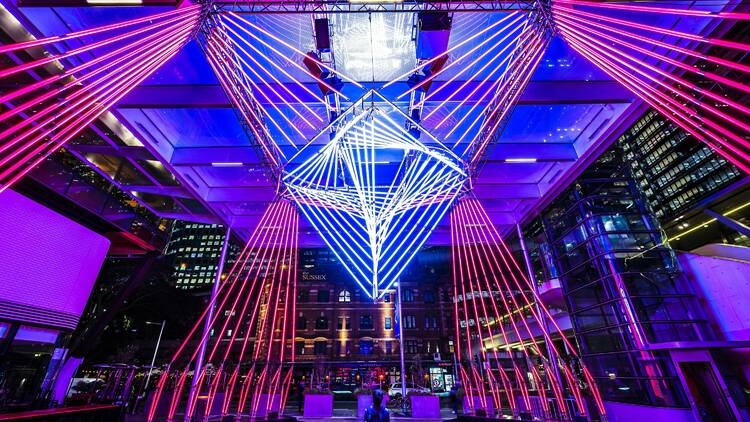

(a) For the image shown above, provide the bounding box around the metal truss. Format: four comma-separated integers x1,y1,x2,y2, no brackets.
211,0,538,14
198,14,283,182
468,11,552,177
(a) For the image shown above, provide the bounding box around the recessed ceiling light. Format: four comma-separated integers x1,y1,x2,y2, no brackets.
87,0,142,4
211,162,244,167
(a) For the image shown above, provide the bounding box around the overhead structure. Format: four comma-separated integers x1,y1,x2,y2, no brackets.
0,5,201,191
148,200,299,421
1,0,749,419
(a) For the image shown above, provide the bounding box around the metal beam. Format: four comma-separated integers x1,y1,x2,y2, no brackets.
17,0,175,5
67,144,154,161
213,0,537,14
704,208,750,238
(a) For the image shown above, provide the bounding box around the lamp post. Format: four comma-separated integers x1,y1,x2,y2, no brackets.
134,320,165,413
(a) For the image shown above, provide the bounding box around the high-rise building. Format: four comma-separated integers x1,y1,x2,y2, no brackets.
620,111,744,222
165,222,227,289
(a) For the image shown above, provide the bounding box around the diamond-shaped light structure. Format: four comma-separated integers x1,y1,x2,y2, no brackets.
284,90,467,299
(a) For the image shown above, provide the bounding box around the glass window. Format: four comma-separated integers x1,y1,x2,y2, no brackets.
402,289,415,302
384,317,392,330
298,290,309,303
360,339,373,355
315,315,328,330
423,291,435,303
296,314,307,330
317,289,330,302
338,290,351,302
314,340,327,355
360,314,373,330
405,315,416,329
337,317,350,330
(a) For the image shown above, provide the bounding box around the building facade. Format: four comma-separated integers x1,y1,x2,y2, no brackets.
521,128,750,419
291,247,457,391
165,222,228,290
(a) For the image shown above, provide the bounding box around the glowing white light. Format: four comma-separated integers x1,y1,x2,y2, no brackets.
505,158,537,163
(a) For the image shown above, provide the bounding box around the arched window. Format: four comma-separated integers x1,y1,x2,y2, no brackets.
338,289,351,302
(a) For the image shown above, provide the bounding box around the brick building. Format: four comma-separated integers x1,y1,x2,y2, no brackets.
291,247,457,391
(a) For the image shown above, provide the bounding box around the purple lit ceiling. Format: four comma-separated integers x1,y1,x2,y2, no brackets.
4,1,728,245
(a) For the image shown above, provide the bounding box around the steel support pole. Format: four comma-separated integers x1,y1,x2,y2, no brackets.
186,226,232,421
134,320,166,413
396,281,408,414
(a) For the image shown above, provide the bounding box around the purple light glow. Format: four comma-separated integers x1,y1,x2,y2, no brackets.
0,189,109,329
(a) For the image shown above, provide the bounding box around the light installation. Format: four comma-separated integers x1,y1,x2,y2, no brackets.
550,0,750,174
284,90,467,299
148,200,299,421
1,0,748,419
0,5,201,191
451,196,604,418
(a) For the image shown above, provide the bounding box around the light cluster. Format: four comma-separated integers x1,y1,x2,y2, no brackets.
284,90,467,298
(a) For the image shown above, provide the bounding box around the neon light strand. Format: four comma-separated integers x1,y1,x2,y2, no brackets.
554,0,750,21
206,29,303,149
284,90,466,299
382,11,521,89
222,13,349,100
467,196,605,415
396,13,526,100
205,34,284,167
450,196,606,418
459,26,547,163
0,7,200,192
551,5,750,173
147,200,299,421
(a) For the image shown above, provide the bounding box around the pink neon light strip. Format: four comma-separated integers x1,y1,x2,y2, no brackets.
0,5,199,55
554,10,750,100
0,24,194,191
223,13,348,101
551,7,750,79
0,9,198,79
553,3,750,52
0,19,194,121
206,32,296,154
419,23,529,114
455,201,555,415
203,37,283,164
0,24,194,168
556,19,750,172
553,16,750,150
226,11,364,89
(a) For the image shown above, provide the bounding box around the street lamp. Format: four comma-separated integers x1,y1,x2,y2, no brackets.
134,320,165,413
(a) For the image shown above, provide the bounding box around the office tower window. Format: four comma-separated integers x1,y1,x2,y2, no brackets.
314,340,327,355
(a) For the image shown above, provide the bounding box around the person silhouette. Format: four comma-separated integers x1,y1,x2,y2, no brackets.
363,389,390,422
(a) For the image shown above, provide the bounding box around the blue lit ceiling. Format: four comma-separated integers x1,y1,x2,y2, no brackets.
6,1,726,244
